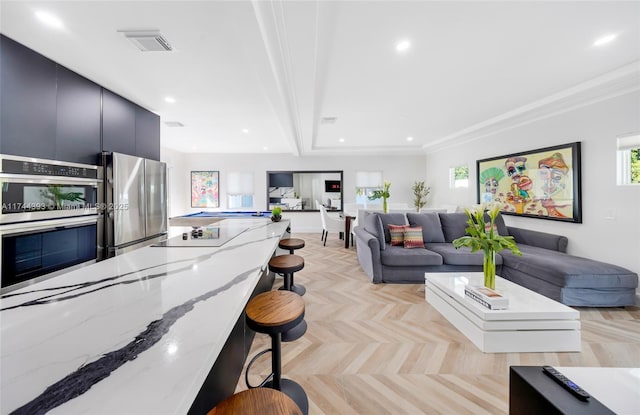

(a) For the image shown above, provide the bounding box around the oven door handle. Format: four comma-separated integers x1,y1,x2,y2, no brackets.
0,216,98,235
0,174,99,186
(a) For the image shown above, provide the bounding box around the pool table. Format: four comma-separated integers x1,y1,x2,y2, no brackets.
169,211,273,227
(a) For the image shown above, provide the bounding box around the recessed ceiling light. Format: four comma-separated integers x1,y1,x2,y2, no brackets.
406,136,414,142
35,10,64,30
593,34,617,47
242,128,249,134
338,138,345,143
164,97,176,103
396,40,411,52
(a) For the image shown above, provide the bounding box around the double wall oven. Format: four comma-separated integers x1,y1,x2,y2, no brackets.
0,154,101,291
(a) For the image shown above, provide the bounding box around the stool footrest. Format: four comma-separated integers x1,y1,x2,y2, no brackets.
245,348,273,389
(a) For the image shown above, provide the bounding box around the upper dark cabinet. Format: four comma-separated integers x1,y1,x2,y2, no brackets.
135,104,160,160
0,35,57,159
102,89,136,156
55,66,101,165
1,35,161,163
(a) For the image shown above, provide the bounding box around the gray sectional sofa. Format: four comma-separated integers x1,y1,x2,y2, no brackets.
353,211,638,307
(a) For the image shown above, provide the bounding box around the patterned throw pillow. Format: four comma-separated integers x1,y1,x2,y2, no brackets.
388,224,408,246
403,226,425,249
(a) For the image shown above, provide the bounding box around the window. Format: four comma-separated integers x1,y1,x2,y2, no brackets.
617,134,640,185
355,171,383,207
450,165,469,188
227,172,254,208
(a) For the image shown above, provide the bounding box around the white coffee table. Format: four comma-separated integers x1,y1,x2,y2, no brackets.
425,273,581,353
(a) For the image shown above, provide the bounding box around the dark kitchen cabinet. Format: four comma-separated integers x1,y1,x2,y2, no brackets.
0,35,57,159
1,35,161,163
55,66,101,165
135,104,160,160
102,89,136,156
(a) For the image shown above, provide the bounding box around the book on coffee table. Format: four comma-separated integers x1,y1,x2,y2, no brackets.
464,285,509,310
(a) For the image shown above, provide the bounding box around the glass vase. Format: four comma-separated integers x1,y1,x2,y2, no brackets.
383,198,388,213
483,249,496,290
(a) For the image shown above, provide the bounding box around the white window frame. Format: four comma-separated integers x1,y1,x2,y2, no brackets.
355,171,383,208
616,134,640,186
227,172,255,209
449,165,469,189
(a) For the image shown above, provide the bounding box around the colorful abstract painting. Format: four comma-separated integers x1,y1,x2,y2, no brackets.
191,171,219,208
476,142,582,223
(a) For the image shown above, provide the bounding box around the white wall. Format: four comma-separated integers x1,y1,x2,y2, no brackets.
159,152,427,232
161,147,189,219
426,91,640,275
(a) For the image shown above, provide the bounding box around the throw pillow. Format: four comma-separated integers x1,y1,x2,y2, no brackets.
404,226,425,249
388,224,408,246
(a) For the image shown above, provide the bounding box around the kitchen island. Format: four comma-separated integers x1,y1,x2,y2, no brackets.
0,218,290,414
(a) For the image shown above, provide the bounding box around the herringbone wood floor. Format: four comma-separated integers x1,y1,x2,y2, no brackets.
239,233,640,414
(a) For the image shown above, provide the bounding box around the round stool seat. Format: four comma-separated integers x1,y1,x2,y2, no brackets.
207,387,302,415
246,291,305,335
279,238,305,254
268,254,304,274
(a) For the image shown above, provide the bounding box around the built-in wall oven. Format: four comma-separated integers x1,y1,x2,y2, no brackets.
0,154,101,291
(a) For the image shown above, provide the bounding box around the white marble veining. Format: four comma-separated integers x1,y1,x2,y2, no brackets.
0,218,289,414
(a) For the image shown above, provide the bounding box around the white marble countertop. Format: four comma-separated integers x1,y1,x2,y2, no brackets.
0,218,289,414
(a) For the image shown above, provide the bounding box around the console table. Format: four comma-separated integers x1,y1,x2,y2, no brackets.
425,273,580,353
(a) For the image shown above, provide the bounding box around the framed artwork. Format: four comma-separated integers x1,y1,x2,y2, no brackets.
191,171,219,208
476,142,582,223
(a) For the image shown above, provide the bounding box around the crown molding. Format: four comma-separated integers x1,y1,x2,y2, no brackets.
423,61,640,154
252,0,303,156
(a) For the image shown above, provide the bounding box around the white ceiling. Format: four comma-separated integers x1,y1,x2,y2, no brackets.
1,1,639,156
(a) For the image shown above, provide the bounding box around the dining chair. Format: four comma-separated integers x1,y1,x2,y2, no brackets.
319,205,345,246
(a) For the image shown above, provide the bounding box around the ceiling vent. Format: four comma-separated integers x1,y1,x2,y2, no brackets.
119,30,173,52
164,121,184,127
320,117,337,124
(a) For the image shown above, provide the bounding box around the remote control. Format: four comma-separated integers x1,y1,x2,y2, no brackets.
542,366,590,401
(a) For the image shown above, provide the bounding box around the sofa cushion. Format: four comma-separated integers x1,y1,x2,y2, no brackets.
425,243,504,266
439,213,469,242
403,226,425,249
388,224,408,246
494,213,509,236
364,213,386,251
377,213,408,243
407,213,446,243
483,212,509,236
500,245,639,289
380,245,443,266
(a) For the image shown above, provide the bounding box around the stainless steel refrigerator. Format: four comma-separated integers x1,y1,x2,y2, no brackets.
101,152,167,258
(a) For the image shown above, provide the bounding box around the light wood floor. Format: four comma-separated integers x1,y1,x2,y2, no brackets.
240,233,640,414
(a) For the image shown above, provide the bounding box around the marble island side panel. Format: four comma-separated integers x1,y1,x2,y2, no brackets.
0,219,289,415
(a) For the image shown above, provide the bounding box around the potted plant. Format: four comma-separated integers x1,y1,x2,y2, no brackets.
271,206,283,222
412,181,431,212
452,203,521,289
368,180,391,213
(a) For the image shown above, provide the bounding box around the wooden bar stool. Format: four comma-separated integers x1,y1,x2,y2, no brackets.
245,290,309,415
269,254,306,296
278,238,305,254
207,388,302,415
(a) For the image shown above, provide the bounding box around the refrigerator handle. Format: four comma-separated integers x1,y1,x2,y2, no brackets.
139,165,146,236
